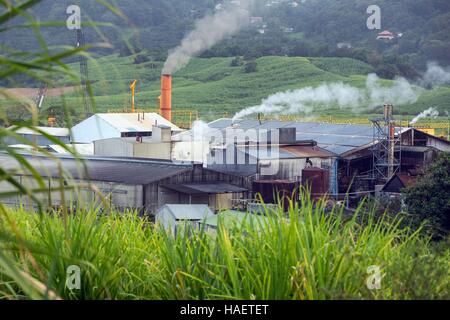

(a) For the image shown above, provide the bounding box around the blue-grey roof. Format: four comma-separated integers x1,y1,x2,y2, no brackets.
0,152,192,185
198,119,374,156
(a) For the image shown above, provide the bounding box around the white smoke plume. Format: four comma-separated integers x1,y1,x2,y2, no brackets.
233,73,421,120
410,107,439,125
163,1,251,75
420,62,450,88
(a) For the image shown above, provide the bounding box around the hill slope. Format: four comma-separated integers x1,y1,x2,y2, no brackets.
36,55,450,119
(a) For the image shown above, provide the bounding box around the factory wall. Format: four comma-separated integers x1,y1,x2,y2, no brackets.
258,157,333,181
143,166,252,214
0,175,144,212
172,140,210,163
134,142,171,160
94,139,134,157
94,138,208,162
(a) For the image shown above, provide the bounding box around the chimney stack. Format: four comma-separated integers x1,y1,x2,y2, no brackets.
160,74,172,122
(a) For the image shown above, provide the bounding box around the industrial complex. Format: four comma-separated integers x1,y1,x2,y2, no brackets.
2,74,450,217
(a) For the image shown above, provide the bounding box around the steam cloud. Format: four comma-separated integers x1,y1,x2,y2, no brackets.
163,1,251,75
419,62,450,88
410,107,439,125
233,74,421,120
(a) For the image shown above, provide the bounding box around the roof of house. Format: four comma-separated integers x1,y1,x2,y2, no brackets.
157,204,214,220
7,126,70,137
378,30,394,36
92,113,181,133
0,152,192,185
162,182,248,195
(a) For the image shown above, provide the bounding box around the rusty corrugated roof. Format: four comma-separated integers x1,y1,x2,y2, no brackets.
397,174,417,188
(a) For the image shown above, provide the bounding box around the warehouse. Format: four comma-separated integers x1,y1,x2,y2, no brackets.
71,112,181,143
0,152,249,214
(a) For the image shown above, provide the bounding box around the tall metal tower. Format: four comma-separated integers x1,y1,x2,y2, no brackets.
76,28,92,115
371,104,402,182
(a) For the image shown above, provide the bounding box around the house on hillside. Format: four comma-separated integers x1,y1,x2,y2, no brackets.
377,30,396,41
71,113,181,143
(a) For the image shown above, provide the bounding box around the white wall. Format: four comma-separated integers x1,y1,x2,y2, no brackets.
71,115,121,143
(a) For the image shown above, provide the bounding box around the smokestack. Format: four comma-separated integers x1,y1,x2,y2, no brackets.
384,104,393,121
160,74,172,122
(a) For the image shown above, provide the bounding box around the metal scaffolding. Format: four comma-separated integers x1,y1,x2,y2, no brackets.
371,104,402,182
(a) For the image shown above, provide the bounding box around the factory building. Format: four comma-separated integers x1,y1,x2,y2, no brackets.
71,112,181,143
94,125,209,162
0,153,250,214
177,116,450,201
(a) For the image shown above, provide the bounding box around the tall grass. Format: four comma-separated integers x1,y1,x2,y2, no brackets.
1,195,448,300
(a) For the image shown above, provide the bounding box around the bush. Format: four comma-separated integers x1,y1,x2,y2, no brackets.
230,56,244,67
403,153,450,238
1,194,449,300
244,61,258,73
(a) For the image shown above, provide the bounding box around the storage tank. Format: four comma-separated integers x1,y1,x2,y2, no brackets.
302,167,330,199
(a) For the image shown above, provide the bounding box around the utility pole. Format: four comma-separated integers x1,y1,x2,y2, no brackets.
67,5,92,116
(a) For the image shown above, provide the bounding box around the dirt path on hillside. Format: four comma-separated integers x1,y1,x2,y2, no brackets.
1,86,78,99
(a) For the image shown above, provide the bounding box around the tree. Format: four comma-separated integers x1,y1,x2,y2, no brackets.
403,153,450,238
244,61,258,73
230,56,244,67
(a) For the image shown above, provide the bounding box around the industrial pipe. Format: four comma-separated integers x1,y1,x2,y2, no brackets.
160,74,172,122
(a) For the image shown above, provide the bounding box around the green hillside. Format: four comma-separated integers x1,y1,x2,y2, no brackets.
64,55,450,115
2,55,450,122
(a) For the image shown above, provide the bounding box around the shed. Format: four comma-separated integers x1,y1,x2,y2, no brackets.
71,113,181,143
161,183,248,211
155,204,214,234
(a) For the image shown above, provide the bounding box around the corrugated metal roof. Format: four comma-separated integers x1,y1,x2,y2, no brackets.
162,183,247,195
96,113,181,133
206,165,258,177
158,204,214,220
0,153,192,185
238,144,334,159
186,119,374,156
8,126,70,137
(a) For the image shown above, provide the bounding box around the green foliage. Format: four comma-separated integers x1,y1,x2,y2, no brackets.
244,60,257,73
403,153,450,237
1,196,449,300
